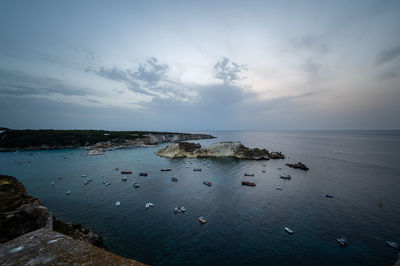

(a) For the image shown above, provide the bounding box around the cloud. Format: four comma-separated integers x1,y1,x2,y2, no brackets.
0,69,93,97
214,57,247,85
87,57,193,100
375,46,400,65
292,34,329,54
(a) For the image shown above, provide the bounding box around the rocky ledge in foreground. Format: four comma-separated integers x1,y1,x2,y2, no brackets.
0,175,102,246
156,141,285,160
0,229,145,265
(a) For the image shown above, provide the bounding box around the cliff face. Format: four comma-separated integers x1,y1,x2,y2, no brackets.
0,175,102,247
0,175,51,243
157,141,284,160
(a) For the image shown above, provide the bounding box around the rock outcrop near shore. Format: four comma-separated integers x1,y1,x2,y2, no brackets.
156,141,285,160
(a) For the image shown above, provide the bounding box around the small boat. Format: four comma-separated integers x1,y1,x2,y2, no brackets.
121,171,132,174
161,168,172,172
244,173,254,177
139,173,148,177
115,168,119,171
184,165,189,168
174,207,181,214
262,170,266,173
148,203,155,207
145,203,150,209
122,177,127,182
199,216,206,224
326,194,334,198
203,181,212,187
284,227,294,235
66,190,71,195
133,182,140,188
57,176,62,180
116,201,121,207
280,174,291,180
386,241,399,250
241,181,256,187
180,206,186,212
336,238,348,247
276,186,283,190
171,177,178,182
87,179,93,182
84,181,88,185
193,168,202,171
81,174,87,177
51,181,54,186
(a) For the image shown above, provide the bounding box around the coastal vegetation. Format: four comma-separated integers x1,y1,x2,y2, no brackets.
0,129,214,151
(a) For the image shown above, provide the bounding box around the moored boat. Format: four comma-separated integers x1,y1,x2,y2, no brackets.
244,173,254,177
161,168,172,172
280,174,291,180
203,181,212,186
199,216,206,224
336,238,348,247
133,182,140,188
171,177,178,182
121,171,132,174
193,168,202,171
241,181,256,187
116,201,120,207
122,176,127,182
284,227,294,235
139,172,148,177
386,241,399,250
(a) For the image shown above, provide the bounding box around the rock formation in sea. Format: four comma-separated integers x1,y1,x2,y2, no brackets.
285,162,309,171
156,141,285,160
0,174,143,264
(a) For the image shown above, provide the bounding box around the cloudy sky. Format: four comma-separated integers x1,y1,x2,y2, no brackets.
1,0,400,131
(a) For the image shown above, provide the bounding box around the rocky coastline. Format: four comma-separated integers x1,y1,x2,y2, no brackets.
0,174,143,264
156,141,285,160
0,129,214,152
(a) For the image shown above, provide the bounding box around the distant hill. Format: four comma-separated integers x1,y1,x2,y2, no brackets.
0,129,214,151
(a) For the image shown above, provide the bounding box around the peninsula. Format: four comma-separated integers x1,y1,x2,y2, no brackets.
0,129,214,152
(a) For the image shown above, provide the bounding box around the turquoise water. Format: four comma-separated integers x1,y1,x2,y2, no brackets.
1,130,400,265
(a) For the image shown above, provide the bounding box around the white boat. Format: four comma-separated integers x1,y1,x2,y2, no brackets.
387,241,399,250
145,203,150,209
122,177,127,182
148,203,155,207
116,201,121,207
336,238,348,247
51,181,54,186
276,186,283,190
84,181,88,185
184,165,189,168
284,227,294,234
174,207,181,214
81,174,87,177
66,190,71,195
180,206,186,212
199,216,206,224
133,182,140,188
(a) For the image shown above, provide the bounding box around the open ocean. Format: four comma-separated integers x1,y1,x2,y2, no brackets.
1,130,399,265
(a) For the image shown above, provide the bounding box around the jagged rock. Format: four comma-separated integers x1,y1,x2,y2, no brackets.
0,175,51,243
0,229,145,265
157,141,284,160
286,162,309,171
269,152,285,159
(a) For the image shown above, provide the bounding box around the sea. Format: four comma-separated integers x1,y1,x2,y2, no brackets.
1,130,399,265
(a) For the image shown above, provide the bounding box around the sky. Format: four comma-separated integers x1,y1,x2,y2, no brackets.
1,0,400,131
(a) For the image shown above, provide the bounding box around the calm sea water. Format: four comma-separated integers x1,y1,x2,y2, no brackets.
1,130,400,265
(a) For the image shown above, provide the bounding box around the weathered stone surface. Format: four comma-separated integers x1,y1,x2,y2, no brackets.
0,229,145,265
157,141,284,160
0,175,51,243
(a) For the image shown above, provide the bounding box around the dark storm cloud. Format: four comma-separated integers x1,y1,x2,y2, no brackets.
214,57,247,85
375,46,400,65
0,69,92,97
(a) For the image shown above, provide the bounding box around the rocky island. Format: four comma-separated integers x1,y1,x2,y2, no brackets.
156,141,285,160
0,174,144,265
0,129,214,152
